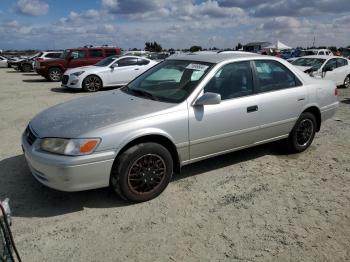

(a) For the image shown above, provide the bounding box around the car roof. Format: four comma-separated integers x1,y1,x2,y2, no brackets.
297,55,337,59
167,52,260,63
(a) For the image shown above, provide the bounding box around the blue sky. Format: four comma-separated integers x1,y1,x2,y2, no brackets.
0,0,349,50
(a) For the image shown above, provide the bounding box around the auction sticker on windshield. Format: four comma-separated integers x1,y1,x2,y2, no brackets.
186,63,209,71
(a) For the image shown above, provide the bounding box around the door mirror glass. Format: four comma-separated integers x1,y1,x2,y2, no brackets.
194,92,221,106
323,66,333,72
110,63,118,68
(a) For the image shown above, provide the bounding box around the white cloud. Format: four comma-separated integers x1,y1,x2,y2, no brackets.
16,0,49,16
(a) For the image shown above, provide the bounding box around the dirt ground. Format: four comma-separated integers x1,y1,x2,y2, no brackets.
0,68,349,262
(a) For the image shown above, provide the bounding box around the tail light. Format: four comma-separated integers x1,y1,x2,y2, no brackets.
334,87,338,96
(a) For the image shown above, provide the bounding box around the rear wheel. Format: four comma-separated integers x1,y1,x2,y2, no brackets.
286,112,316,153
22,63,32,72
110,143,173,202
48,67,63,82
82,75,102,92
344,75,350,88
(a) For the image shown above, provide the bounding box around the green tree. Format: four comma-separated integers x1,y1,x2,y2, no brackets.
189,45,202,52
235,43,243,50
145,41,162,52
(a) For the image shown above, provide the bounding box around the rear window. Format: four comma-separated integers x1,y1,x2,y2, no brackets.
45,53,61,58
90,49,103,58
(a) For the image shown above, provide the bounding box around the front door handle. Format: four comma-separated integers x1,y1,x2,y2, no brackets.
247,105,258,113
134,68,139,70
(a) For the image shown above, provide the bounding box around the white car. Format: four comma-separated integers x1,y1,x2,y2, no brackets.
0,56,9,68
62,56,158,92
292,55,350,88
34,51,62,69
287,49,333,63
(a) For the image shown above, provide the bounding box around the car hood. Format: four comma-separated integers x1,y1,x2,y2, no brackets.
65,65,99,75
30,90,174,138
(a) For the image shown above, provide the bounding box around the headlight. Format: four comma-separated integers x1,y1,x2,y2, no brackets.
71,71,85,77
40,138,101,156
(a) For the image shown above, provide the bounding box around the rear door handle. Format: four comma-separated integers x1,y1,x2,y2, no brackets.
297,97,305,101
247,105,258,113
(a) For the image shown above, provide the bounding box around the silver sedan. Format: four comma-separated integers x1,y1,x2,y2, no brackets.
22,53,339,202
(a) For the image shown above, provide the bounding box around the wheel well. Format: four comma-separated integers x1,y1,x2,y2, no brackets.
48,66,63,72
116,135,181,173
303,106,321,132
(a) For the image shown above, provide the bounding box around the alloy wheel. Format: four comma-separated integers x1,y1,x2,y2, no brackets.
296,119,314,147
85,76,102,92
49,70,61,81
344,76,350,88
127,154,166,195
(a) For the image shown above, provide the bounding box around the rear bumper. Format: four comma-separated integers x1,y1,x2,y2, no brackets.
22,131,116,192
321,101,339,122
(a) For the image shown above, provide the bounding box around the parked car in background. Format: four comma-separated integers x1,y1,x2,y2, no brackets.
287,49,333,63
23,53,338,202
62,56,158,92
33,51,63,69
0,56,9,68
8,52,41,70
292,55,350,88
36,46,122,82
17,51,63,72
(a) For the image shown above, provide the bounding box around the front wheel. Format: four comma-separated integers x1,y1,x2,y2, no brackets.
110,143,173,202
82,75,102,92
286,112,316,153
48,67,63,82
343,75,350,88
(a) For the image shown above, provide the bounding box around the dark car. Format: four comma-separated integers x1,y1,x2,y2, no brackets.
36,46,122,81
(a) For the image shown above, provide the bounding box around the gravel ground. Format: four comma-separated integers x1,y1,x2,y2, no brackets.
0,68,349,262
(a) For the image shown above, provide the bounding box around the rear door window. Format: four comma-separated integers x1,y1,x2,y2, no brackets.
118,58,138,67
90,49,103,58
105,49,117,57
254,60,301,93
71,50,86,59
137,58,150,65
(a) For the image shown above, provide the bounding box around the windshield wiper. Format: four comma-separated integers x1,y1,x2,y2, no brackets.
128,88,160,101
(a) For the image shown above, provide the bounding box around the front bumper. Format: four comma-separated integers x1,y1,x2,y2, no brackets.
22,129,116,192
61,74,82,89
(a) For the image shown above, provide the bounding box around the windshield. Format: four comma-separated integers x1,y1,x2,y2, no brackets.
95,56,118,67
292,58,326,70
122,60,213,103
60,50,70,59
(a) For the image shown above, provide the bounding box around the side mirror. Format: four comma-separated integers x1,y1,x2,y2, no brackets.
194,92,221,106
323,66,333,72
110,63,118,68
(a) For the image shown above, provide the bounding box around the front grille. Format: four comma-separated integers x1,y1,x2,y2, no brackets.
25,126,37,146
62,75,69,85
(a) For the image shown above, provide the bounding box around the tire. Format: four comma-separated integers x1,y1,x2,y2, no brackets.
110,143,173,202
343,75,350,89
286,112,316,153
48,67,63,82
82,75,103,92
22,63,32,72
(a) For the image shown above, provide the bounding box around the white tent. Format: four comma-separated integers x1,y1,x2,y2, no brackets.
265,40,292,50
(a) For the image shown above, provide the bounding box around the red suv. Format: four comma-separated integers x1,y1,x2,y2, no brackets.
36,46,121,81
